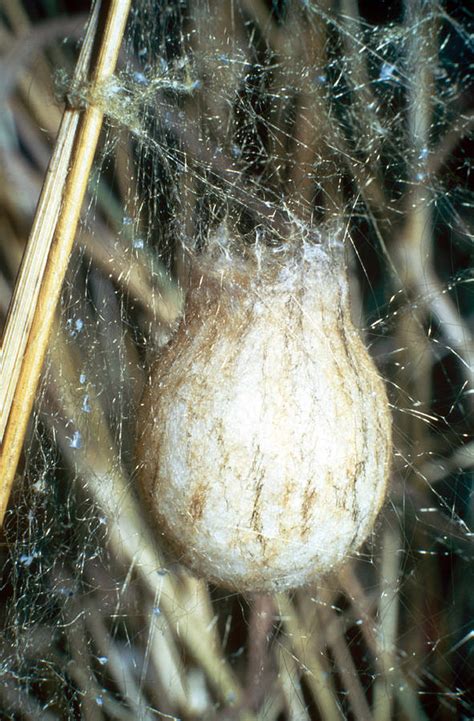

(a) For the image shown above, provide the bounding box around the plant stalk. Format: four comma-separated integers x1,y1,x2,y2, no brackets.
0,0,132,525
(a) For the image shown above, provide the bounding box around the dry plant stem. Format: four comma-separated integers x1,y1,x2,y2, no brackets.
0,112,181,334
182,0,245,251
113,130,139,214
319,605,373,721
80,227,183,328
245,594,276,712
397,212,474,396
394,1,474,399
395,311,433,451
338,566,380,658
63,596,105,721
341,566,429,721
277,595,344,721
240,0,285,46
0,47,92,439
239,0,340,215
43,321,245,712
339,0,386,193
275,640,311,721
372,525,401,721
67,662,133,721
86,604,156,721
421,440,474,482
257,696,286,721
1,15,88,106
139,602,188,711
286,3,338,214
427,111,474,176
8,96,53,171
0,680,58,721
303,2,390,222
189,0,246,131
298,590,374,720
296,582,427,721
0,0,131,525
106,532,245,711
1,0,63,137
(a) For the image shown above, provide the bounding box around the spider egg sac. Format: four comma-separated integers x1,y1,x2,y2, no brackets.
136,238,392,592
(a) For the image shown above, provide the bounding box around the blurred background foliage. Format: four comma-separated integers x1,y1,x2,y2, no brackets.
0,0,473,719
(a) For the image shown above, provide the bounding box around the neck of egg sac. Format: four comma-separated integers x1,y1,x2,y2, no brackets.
136,233,392,593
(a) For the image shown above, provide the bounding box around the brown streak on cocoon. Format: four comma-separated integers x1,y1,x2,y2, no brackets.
301,481,318,540
136,234,392,593
189,485,207,522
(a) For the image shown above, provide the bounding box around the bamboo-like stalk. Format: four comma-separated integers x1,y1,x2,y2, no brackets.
0,7,97,444
0,0,132,525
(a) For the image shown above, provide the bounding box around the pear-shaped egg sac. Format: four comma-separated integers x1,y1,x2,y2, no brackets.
136,241,392,592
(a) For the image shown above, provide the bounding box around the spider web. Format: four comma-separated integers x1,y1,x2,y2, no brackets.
0,0,473,719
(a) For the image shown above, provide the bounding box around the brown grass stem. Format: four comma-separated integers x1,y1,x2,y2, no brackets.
245,594,276,712
0,0,131,525
277,595,344,721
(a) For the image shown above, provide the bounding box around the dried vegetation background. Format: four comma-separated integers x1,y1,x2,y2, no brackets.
0,0,473,719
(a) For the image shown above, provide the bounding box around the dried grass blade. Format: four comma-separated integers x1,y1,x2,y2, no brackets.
276,639,311,721
0,0,131,524
276,595,344,721
321,605,374,721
